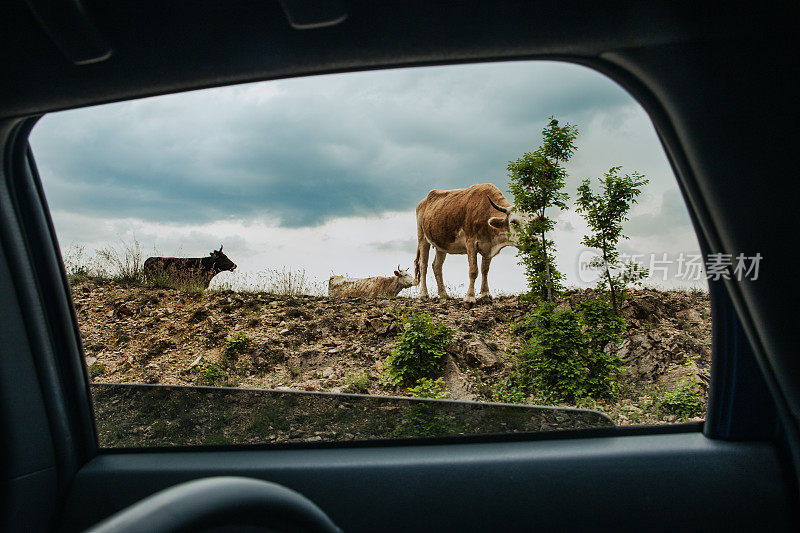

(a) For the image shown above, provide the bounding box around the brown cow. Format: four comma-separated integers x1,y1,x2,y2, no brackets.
329,267,414,298
414,183,536,303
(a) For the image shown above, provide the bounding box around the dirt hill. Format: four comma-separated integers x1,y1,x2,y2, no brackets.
72,279,711,426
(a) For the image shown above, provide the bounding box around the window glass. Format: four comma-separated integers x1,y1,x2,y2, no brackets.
31,61,712,447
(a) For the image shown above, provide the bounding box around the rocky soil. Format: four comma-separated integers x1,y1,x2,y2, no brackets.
72,278,711,426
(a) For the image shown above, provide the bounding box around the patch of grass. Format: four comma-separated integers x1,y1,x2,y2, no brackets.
202,432,232,446
145,266,209,292
344,371,372,394
212,267,325,296
675,285,709,296
88,362,106,380
265,267,322,296
96,237,145,285
196,364,225,386
63,243,98,284
248,405,291,433
219,375,240,388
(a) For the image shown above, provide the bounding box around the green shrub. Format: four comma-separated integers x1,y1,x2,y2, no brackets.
197,365,225,386
222,332,250,364
513,299,625,402
384,313,453,386
492,378,527,404
660,382,705,419
407,377,448,399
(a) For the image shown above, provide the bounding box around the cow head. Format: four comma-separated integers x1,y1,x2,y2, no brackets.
393,265,414,288
486,196,535,247
209,245,237,272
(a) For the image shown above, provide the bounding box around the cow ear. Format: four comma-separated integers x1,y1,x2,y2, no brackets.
394,270,400,276
488,216,506,229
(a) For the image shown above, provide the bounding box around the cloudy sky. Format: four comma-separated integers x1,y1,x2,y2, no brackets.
29,60,705,295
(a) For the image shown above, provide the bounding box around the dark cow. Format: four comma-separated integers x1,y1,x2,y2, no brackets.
143,245,236,289
414,183,537,303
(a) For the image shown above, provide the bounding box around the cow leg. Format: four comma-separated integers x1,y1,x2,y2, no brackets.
433,249,448,299
417,241,431,299
479,254,492,301
465,243,478,304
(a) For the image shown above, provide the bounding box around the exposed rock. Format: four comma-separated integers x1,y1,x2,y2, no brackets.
366,316,399,336
142,337,176,362
442,354,477,401
114,301,134,317
189,308,210,323
464,337,502,370
285,308,310,319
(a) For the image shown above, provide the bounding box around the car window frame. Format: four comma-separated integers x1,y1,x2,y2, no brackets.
1,55,789,464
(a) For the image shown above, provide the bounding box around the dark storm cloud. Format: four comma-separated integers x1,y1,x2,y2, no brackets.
30,61,636,228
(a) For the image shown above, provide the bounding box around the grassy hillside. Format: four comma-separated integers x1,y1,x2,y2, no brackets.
72,277,710,426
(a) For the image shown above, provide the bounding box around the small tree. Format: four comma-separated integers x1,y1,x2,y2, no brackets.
575,166,648,313
508,117,578,301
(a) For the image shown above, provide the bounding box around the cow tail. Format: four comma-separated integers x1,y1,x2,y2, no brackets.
414,246,421,286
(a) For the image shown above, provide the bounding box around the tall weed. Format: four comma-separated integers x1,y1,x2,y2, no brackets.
96,238,144,284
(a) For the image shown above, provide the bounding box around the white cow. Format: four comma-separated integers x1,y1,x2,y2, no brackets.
329,267,414,298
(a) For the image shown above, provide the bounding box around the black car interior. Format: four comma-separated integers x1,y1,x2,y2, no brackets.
1,1,798,531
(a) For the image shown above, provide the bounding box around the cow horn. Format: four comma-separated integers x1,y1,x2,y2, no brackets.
219,244,223,252
487,196,511,214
